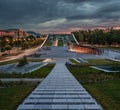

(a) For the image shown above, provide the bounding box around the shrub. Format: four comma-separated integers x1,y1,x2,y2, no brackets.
17,56,28,67
22,42,29,49
5,44,12,51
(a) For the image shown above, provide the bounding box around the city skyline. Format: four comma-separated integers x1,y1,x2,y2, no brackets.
0,0,120,33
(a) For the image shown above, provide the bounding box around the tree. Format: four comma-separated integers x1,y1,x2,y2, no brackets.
22,42,29,49
5,45,12,54
17,56,28,67
72,29,120,46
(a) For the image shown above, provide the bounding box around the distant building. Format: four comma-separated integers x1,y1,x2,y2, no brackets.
0,30,15,37
0,29,28,38
6,29,28,38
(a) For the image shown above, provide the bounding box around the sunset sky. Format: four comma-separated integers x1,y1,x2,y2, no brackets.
0,0,120,33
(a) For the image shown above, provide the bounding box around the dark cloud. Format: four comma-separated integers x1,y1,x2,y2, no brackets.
63,0,110,3
99,3,120,13
0,0,59,24
0,0,120,33
67,0,120,19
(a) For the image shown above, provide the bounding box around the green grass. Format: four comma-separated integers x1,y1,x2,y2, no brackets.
0,58,44,66
99,46,120,50
67,66,118,84
27,58,45,62
43,39,52,46
69,59,91,66
0,60,17,66
58,40,63,46
69,59,80,64
84,79,120,110
0,64,55,78
88,59,120,65
67,65,120,110
0,82,37,110
67,65,120,84
25,63,55,78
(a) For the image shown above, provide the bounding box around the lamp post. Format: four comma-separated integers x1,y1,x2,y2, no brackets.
17,30,20,51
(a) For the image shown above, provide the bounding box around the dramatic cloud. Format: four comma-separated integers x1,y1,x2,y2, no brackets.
0,0,120,33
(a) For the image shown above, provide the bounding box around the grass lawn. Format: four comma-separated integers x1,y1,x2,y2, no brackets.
0,82,38,110
68,65,120,82
43,38,52,46
99,46,120,51
84,79,120,110
88,59,120,65
68,59,92,66
58,40,63,46
27,58,45,62
67,66,119,84
24,63,55,78
0,64,55,78
0,58,45,66
67,65,120,110
0,60,17,66
69,59,80,64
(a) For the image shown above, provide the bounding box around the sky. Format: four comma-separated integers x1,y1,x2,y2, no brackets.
0,0,120,33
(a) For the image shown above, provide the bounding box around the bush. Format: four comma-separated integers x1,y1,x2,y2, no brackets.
5,44,12,51
17,56,28,67
22,42,29,49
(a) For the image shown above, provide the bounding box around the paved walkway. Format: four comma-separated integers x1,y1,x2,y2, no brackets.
17,60,102,110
